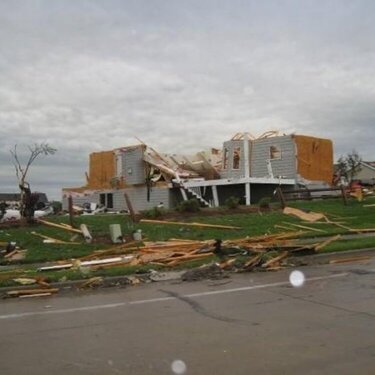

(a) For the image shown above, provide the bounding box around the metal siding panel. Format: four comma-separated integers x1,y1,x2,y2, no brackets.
251,136,296,179
123,187,170,211
122,148,145,185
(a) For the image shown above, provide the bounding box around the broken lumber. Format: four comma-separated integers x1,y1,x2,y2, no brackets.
274,224,295,231
5,288,59,297
139,219,242,230
38,256,132,271
283,207,326,222
282,222,327,233
79,277,104,289
262,251,289,268
242,254,263,270
348,228,375,233
31,231,80,245
329,256,373,264
314,234,341,251
37,219,82,234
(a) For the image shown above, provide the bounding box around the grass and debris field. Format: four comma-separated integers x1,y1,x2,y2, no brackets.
0,196,375,292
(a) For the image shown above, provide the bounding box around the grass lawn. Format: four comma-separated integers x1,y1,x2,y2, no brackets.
0,196,374,286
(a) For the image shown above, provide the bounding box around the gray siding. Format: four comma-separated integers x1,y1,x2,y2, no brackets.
355,164,375,183
220,140,249,179
121,187,171,211
63,186,171,211
250,136,296,179
122,147,145,185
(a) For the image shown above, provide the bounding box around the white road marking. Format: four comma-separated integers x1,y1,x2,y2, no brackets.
0,272,348,320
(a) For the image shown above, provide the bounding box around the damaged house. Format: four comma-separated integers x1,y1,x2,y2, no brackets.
62,132,333,211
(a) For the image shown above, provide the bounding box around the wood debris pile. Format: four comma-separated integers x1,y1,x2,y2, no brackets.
36,230,341,274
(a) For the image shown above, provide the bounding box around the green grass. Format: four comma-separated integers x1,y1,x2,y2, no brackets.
0,197,374,285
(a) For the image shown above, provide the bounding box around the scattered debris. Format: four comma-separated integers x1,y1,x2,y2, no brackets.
109,224,123,243
283,207,326,222
282,222,327,233
4,288,59,298
37,219,82,234
4,249,27,261
181,263,226,281
13,278,37,285
80,224,93,243
149,270,185,282
31,231,80,245
329,255,373,264
314,234,341,251
78,277,104,289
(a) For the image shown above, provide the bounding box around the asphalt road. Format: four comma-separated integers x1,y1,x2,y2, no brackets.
1,261,374,375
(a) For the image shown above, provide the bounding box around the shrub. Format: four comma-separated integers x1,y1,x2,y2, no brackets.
225,196,240,209
177,199,200,212
142,206,165,218
258,197,271,209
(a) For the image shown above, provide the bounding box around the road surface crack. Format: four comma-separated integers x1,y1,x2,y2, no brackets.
159,289,238,323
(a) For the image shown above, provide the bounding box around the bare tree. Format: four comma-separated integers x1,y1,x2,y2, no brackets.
336,150,362,184
10,143,57,220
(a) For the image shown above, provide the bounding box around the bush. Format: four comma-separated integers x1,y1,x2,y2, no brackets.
50,201,62,214
225,196,240,209
258,197,271,209
142,206,165,219
177,199,200,212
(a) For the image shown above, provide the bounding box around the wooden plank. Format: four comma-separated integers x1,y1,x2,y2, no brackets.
140,219,242,230
37,219,82,234
262,251,288,268
282,222,327,233
31,231,81,245
6,288,59,297
274,224,295,231
124,192,138,223
243,254,263,269
283,207,326,222
165,252,213,266
19,293,53,298
314,234,341,251
329,256,373,264
349,228,375,233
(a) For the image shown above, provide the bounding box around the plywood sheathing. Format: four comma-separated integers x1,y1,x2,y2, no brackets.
87,150,117,189
293,135,333,184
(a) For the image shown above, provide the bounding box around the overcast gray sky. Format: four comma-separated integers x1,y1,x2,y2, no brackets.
1,0,374,200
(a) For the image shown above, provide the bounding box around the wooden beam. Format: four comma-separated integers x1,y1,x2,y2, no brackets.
37,219,82,234
139,219,242,230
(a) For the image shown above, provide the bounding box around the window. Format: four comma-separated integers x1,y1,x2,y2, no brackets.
223,148,229,169
107,193,113,209
232,147,241,169
270,145,281,160
99,193,106,206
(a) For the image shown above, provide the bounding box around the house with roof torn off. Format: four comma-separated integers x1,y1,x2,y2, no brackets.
62,131,333,211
